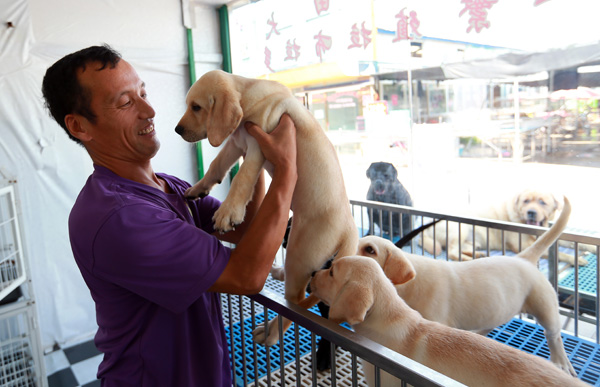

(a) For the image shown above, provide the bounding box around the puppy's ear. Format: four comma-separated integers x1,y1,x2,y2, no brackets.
390,164,398,180
383,250,415,285
366,164,374,179
206,89,243,147
329,283,373,325
513,192,522,211
553,195,563,212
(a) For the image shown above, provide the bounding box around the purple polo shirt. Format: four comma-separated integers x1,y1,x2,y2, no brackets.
69,165,233,386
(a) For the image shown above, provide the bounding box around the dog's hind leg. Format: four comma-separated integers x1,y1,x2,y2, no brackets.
251,291,319,346
526,283,577,376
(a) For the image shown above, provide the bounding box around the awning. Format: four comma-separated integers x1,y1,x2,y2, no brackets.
258,62,370,90
376,41,600,82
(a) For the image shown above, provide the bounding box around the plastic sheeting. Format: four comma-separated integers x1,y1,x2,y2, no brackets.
442,42,600,80
0,0,224,350
376,41,600,82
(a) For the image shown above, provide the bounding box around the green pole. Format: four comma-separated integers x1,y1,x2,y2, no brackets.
186,28,204,180
219,5,239,180
219,6,233,73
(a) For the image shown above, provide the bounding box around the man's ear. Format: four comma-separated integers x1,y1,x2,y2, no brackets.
65,114,93,142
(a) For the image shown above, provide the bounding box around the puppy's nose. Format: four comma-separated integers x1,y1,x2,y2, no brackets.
527,209,537,220
175,125,184,135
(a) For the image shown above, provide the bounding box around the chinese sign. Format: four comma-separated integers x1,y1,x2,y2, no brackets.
229,0,581,78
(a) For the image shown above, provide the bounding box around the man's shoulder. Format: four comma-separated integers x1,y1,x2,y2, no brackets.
70,170,162,225
157,172,189,188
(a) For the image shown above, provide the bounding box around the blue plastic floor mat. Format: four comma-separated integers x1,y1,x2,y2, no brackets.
488,318,600,386
225,306,599,386
560,253,598,296
225,305,324,387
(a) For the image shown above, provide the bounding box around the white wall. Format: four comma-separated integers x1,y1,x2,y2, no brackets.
0,0,225,349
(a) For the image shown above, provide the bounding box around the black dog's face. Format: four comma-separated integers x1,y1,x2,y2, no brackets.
366,162,398,196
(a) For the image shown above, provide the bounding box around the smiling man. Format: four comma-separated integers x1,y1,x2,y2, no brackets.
42,44,297,386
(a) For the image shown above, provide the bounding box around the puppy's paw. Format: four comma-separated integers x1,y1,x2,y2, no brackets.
252,319,280,346
554,359,577,377
448,252,473,262
559,252,589,266
270,266,285,281
185,180,214,199
212,203,246,233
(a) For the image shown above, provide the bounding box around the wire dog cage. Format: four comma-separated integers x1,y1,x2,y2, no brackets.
0,185,46,387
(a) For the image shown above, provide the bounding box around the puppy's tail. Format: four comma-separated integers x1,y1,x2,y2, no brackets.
395,217,446,248
517,196,571,265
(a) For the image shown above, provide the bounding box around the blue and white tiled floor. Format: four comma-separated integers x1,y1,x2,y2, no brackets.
44,339,102,387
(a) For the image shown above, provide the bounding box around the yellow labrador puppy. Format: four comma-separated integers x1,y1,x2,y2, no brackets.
175,70,358,345
357,197,575,376
422,189,587,265
310,256,587,387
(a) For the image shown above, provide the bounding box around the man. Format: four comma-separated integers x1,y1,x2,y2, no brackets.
41,45,297,386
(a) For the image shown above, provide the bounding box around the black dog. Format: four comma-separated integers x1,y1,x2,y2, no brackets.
366,162,413,238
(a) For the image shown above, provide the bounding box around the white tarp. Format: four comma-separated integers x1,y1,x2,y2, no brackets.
0,0,224,350
376,41,600,82
442,42,600,80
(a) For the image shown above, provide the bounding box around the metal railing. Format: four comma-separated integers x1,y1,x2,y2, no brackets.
222,199,600,386
351,199,600,341
222,283,464,386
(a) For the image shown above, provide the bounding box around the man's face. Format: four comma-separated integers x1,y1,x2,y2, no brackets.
76,59,159,163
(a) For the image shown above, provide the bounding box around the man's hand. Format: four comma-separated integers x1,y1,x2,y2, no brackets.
245,114,297,178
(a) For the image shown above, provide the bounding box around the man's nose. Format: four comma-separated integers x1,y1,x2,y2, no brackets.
139,98,155,119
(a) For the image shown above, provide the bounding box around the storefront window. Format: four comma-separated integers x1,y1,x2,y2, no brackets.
228,0,600,233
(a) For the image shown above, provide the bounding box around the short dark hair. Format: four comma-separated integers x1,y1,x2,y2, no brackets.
41,44,122,145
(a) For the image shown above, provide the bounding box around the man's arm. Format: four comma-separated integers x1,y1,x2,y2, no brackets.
208,114,297,294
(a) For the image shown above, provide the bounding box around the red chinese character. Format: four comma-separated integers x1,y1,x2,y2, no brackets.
348,23,362,49
264,46,275,72
360,22,372,48
266,12,280,40
284,39,301,61
314,0,329,15
393,8,421,42
314,30,332,63
534,0,550,5
408,11,421,37
393,8,409,42
459,0,498,33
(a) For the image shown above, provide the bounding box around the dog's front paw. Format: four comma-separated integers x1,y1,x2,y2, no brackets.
213,203,246,233
252,319,280,346
560,252,589,266
185,179,216,199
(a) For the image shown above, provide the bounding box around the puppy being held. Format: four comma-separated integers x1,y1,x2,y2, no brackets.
365,162,413,238
421,188,587,266
310,256,586,387
357,197,575,376
175,70,357,346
